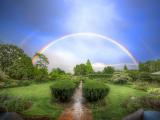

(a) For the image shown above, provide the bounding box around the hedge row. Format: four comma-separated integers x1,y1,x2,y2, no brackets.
83,80,110,102
50,80,76,102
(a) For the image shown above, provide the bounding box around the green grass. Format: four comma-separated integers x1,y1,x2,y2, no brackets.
92,83,146,120
0,80,147,120
1,82,62,119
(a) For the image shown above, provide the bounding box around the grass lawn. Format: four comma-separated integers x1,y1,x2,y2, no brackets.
92,83,146,120
1,82,63,120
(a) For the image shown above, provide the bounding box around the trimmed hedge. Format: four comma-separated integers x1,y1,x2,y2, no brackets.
50,80,76,102
83,80,110,102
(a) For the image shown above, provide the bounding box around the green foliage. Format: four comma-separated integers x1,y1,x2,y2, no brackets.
111,72,132,84
50,68,65,80
86,59,94,74
150,74,160,82
74,64,87,75
50,80,76,102
139,72,152,81
34,67,48,82
139,60,160,73
74,59,94,75
0,79,32,88
0,82,62,119
124,65,128,71
133,82,149,91
0,92,32,112
88,74,112,79
7,55,34,80
34,53,49,69
147,88,160,96
0,44,25,71
128,70,140,81
103,66,115,74
123,95,160,112
0,69,9,81
33,53,49,82
83,80,110,102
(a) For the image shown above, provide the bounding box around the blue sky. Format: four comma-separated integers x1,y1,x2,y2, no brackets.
0,0,160,71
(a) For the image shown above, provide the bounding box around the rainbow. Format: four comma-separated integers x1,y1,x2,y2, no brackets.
32,32,138,65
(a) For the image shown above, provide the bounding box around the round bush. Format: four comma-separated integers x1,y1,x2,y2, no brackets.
50,80,76,102
111,72,132,84
83,80,110,102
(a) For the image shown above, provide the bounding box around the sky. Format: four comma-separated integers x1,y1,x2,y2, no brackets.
0,0,160,72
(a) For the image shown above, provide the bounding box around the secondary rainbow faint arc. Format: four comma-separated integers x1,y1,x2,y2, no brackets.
32,32,139,65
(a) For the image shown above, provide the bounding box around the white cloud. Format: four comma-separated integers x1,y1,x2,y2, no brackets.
92,62,138,71
66,0,122,34
43,37,137,72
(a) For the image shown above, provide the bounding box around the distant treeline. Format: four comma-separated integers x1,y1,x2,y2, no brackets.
139,60,160,73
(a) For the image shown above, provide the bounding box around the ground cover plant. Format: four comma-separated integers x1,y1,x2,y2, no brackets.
83,79,110,102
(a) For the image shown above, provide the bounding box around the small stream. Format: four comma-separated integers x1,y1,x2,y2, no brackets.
58,81,92,120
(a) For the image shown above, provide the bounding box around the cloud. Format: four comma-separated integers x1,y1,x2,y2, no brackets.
66,0,122,34
43,36,137,72
93,62,138,71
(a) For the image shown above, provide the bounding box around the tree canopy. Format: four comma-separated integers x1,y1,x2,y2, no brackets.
0,44,25,71
86,59,94,74
103,66,115,74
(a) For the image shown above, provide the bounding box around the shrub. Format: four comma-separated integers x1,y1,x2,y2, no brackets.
0,79,32,88
123,95,160,113
147,88,160,96
128,70,140,81
0,92,32,112
50,80,76,102
133,82,149,91
150,75,160,83
83,80,110,102
88,74,112,79
139,72,152,81
111,72,132,84
0,69,9,81
34,67,48,82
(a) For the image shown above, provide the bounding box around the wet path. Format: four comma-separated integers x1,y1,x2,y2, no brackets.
58,81,92,120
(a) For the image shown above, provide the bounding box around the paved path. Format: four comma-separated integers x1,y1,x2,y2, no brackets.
58,81,92,120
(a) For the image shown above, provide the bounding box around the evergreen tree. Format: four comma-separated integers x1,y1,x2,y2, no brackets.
86,59,94,74
124,65,128,71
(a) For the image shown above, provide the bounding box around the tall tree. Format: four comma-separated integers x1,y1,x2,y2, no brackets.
86,59,94,74
74,64,87,75
0,44,25,71
34,53,49,69
124,65,128,71
7,55,34,80
103,66,115,74
33,53,49,82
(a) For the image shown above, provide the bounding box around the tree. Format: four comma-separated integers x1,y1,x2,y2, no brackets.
74,64,87,75
103,66,115,74
50,68,65,80
86,59,94,74
124,65,128,71
0,44,25,71
7,55,34,80
34,53,49,69
34,67,48,82
33,53,49,82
